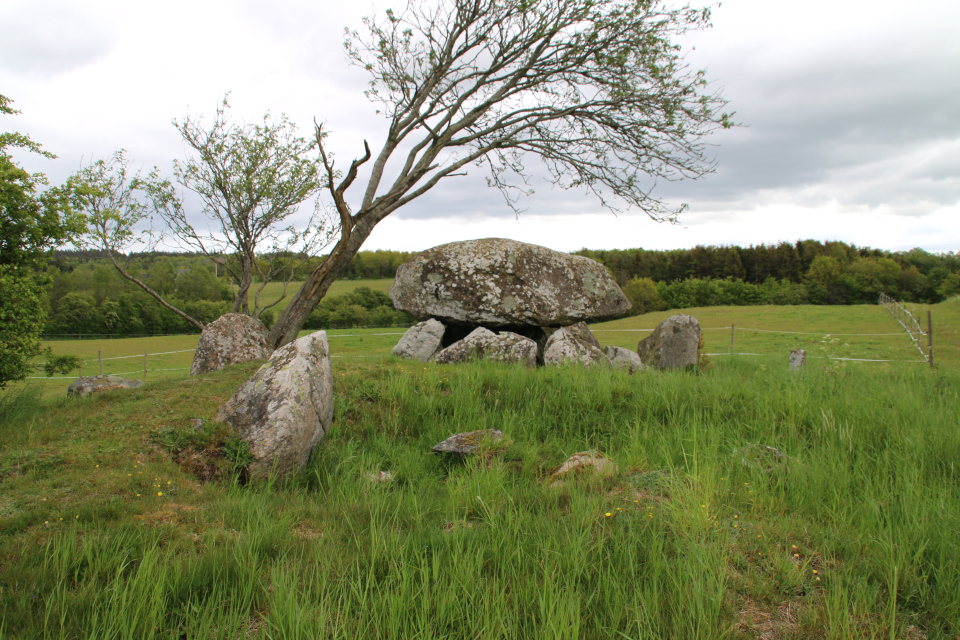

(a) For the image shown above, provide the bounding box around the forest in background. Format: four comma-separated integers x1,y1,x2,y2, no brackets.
41,240,960,336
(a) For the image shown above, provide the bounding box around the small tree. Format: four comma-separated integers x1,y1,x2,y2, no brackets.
152,95,337,320
268,0,732,348
71,150,206,329
0,94,83,387
74,97,337,326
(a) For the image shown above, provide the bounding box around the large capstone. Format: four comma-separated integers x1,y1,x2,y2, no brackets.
637,314,701,370
216,331,334,479
190,313,272,376
389,238,631,328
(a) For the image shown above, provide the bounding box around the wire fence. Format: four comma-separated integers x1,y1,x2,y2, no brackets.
28,309,936,383
879,293,932,364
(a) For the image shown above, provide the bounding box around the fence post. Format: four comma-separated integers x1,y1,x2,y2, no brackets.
143,352,148,379
99,351,103,376
928,310,934,368
730,324,735,355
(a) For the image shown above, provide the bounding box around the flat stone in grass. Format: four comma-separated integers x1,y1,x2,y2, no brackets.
432,429,503,455
67,375,143,397
549,450,618,482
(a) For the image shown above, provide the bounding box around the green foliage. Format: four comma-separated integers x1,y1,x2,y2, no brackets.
576,241,960,305
622,276,666,314
304,286,413,329
0,94,83,387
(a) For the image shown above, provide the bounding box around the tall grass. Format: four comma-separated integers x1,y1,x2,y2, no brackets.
1,356,958,638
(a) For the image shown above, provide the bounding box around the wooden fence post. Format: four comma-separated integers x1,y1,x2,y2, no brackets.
928,310,934,368
143,352,148,379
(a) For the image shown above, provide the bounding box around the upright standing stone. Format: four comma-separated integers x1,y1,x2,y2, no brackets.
789,349,807,371
542,322,608,367
392,319,446,362
637,314,701,370
216,331,334,479
190,313,272,376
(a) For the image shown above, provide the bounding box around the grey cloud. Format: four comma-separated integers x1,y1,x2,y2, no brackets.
0,1,117,77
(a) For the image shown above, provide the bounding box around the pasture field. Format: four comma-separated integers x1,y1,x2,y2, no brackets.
1,346,958,637
12,300,951,402
240,278,394,314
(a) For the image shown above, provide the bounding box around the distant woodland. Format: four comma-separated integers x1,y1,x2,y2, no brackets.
41,241,960,335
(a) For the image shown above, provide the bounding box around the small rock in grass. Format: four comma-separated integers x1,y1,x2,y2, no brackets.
67,375,143,397
733,444,798,474
368,470,394,483
432,429,503,455
549,450,618,482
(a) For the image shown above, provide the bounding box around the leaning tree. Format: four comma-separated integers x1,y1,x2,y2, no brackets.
268,0,733,348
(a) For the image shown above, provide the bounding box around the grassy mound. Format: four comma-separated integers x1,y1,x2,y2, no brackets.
1,355,958,638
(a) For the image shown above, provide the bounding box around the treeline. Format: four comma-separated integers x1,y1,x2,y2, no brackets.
575,241,960,307
42,252,415,336
43,240,960,335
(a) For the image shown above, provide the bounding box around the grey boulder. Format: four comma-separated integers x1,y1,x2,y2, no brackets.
190,313,272,376
392,318,446,362
637,314,701,370
432,430,503,455
435,328,538,367
605,346,645,373
389,238,631,328
67,375,143,397
216,331,334,479
542,322,608,367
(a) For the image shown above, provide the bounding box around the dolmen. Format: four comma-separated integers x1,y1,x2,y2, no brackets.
388,238,635,368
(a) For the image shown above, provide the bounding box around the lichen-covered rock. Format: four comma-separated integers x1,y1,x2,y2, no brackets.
637,314,701,370
216,331,334,479
392,319,446,362
67,375,143,397
190,313,272,376
435,328,538,366
432,430,503,455
389,238,631,328
604,345,645,373
542,322,608,367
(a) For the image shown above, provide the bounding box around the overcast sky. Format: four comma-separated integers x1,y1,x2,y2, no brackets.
2,0,958,254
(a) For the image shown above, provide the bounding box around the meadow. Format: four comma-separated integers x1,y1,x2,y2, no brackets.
1,300,958,638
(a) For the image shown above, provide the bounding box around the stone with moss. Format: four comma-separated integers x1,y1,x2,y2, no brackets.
216,331,333,479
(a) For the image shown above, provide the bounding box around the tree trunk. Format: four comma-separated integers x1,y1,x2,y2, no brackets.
267,214,381,349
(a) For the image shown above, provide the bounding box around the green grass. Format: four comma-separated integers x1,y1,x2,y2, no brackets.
1,353,958,638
